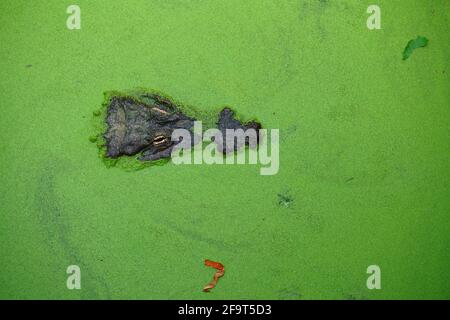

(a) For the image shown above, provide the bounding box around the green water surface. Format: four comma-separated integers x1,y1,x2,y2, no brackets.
0,0,449,299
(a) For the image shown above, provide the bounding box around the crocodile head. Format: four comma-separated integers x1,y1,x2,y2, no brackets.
104,95,194,161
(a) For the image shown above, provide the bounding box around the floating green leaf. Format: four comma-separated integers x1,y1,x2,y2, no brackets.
402,36,429,60
277,192,294,208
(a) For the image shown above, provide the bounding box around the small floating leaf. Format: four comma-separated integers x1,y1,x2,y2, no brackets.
402,36,428,60
277,192,293,208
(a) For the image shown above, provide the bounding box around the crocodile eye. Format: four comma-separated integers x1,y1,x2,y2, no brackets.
153,135,168,146
151,107,169,115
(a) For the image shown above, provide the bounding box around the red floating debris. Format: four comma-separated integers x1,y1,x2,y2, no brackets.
203,259,225,292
